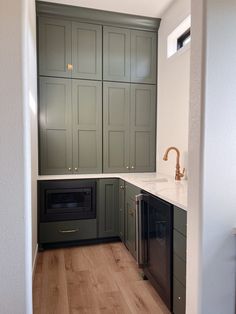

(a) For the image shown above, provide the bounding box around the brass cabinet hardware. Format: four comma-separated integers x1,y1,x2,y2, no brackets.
74,167,78,171
67,63,73,71
59,229,79,234
68,167,72,171
131,166,135,169
126,166,129,169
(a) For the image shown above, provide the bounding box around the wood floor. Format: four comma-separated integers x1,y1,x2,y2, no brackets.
33,242,170,314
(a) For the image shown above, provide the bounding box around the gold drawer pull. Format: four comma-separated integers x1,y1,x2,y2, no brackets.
59,229,79,234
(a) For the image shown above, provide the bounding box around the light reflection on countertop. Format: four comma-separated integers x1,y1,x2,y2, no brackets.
38,172,188,211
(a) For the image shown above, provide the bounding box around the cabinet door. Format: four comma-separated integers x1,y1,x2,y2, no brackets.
103,26,131,82
131,30,157,84
119,180,125,242
98,179,119,238
125,194,136,258
130,84,156,172
39,77,72,174
38,17,72,78
72,22,102,80
103,82,130,173
72,80,102,173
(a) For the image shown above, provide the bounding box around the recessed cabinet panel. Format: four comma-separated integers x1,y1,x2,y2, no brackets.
119,180,125,242
38,17,72,78
39,77,72,174
103,82,130,173
72,22,102,80
130,84,156,172
125,195,136,258
72,80,102,173
103,26,131,82
98,179,119,238
131,30,157,84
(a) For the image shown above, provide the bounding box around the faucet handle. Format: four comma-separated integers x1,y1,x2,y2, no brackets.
180,168,185,178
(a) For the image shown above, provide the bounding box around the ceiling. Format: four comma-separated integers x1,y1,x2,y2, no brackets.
42,0,175,18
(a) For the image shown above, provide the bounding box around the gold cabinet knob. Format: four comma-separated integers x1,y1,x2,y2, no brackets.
131,166,135,169
68,168,72,171
126,166,129,169
74,168,78,171
67,64,73,71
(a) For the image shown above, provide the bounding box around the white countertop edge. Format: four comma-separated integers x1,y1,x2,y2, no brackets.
37,172,188,211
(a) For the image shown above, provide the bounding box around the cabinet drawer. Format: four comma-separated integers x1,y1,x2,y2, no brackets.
174,206,187,236
173,254,186,287
39,219,97,243
174,230,186,261
173,278,186,314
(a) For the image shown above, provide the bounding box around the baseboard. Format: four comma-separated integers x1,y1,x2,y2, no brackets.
32,244,38,280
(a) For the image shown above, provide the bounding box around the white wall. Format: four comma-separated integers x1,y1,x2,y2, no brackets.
157,0,190,177
42,0,174,18
0,0,33,312
27,0,38,272
187,0,236,313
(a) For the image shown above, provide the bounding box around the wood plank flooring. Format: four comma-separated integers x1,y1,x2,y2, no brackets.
33,242,170,314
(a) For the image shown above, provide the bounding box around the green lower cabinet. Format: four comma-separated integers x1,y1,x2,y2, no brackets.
119,180,125,242
39,219,97,244
124,182,141,259
98,179,119,238
125,194,136,258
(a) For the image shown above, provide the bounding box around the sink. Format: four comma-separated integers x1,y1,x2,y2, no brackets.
142,178,168,183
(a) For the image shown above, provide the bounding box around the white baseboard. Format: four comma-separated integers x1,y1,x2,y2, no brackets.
32,244,38,279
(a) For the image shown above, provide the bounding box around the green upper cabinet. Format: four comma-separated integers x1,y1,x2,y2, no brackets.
103,82,156,173
39,77,73,174
72,22,102,80
98,179,119,238
38,17,102,80
103,82,130,173
103,26,131,82
130,84,156,172
131,30,157,84
103,27,157,84
72,80,102,173
38,17,72,78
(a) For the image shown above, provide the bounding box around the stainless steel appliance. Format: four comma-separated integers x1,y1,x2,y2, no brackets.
136,192,173,310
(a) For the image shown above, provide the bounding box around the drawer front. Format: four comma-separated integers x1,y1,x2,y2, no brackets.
173,278,186,314
173,254,186,287
174,206,187,236
174,230,186,261
39,219,97,243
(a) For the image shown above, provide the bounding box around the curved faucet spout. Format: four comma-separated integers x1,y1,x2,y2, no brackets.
163,147,184,181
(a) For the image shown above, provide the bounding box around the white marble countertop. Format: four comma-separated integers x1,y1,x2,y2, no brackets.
38,172,188,211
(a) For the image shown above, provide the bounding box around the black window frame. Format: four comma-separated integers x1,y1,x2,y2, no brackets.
177,28,191,50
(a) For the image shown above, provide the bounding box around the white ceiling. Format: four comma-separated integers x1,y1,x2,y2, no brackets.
43,0,175,18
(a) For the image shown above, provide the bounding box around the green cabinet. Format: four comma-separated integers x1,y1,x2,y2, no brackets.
130,84,156,172
125,183,141,259
119,180,125,242
39,78,102,174
103,26,131,82
38,17,102,80
173,206,187,314
103,82,130,173
72,22,102,80
131,30,157,84
38,17,72,78
72,80,102,173
39,77,73,174
98,179,119,238
103,26,156,84
103,82,156,173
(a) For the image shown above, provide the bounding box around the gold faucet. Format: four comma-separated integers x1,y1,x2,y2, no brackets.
163,147,185,181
